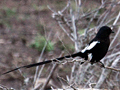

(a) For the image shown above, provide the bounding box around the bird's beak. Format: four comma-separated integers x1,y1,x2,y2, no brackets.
111,30,114,33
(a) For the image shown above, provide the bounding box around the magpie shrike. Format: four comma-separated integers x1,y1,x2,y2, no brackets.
1,26,114,75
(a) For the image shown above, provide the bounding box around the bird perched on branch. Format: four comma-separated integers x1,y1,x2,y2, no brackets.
1,26,114,75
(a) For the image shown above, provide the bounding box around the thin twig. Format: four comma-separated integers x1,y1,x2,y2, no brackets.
33,29,52,86
110,27,120,48
41,63,58,90
113,11,120,26
105,66,120,72
57,34,71,55
57,75,77,90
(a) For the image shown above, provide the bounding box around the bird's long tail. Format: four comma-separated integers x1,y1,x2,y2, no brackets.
1,52,84,75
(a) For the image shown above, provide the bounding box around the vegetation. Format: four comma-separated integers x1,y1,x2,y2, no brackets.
30,34,54,52
0,0,120,90
0,7,16,28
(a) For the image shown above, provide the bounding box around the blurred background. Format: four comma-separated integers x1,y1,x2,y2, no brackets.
0,0,120,90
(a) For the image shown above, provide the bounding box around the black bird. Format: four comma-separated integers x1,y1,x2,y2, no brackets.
1,26,114,75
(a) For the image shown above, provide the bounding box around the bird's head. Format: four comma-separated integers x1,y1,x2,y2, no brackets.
96,26,114,39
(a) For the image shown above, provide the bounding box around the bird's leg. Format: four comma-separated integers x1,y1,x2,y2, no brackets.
90,62,94,65
80,56,88,64
81,62,84,64
90,59,95,65
99,61,105,68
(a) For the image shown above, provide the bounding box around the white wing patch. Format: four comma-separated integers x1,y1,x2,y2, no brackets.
81,46,89,53
81,41,100,53
88,53,92,60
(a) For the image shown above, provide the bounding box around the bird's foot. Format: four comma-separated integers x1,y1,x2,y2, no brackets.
100,64,105,68
99,61,105,68
81,62,84,64
90,62,94,65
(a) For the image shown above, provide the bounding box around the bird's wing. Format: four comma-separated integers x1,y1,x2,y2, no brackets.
81,41,100,53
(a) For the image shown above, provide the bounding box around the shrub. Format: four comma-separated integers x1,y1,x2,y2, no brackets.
30,34,54,52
